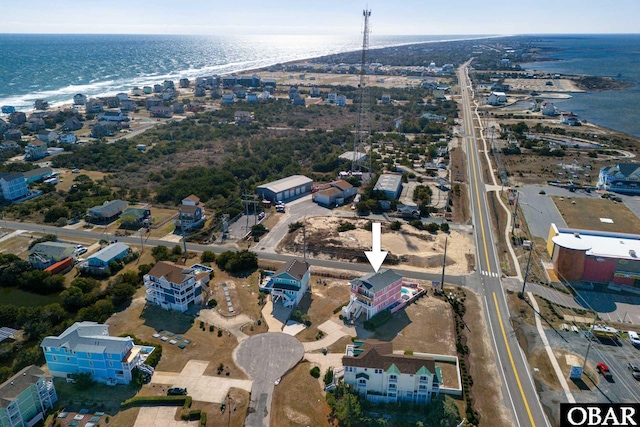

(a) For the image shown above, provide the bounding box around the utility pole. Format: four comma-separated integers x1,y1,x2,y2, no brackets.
582,311,600,372
511,191,520,240
520,245,533,297
440,236,448,293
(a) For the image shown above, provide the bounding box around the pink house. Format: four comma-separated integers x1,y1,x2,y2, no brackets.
343,269,403,320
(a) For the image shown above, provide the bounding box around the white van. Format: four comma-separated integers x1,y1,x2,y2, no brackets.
628,331,640,347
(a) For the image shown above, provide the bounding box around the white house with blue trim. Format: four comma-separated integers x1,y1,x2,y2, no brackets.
143,261,209,312
40,322,148,385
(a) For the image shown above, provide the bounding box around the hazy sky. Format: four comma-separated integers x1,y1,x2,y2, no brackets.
3,0,639,35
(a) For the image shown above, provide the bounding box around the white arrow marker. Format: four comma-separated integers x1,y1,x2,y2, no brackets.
365,222,388,273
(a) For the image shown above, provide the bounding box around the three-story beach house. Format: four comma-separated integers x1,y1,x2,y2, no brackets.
342,340,441,404
0,366,57,427
41,322,147,385
342,269,403,320
143,261,209,312
270,259,310,308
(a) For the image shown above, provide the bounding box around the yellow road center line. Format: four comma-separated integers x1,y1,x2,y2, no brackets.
493,292,536,426
465,87,491,273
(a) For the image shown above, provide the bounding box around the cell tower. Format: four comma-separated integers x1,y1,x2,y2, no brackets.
352,8,372,173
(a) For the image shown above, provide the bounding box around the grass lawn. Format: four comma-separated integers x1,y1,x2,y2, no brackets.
270,361,335,427
552,196,640,233
52,378,139,419
0,233,32,258
107,291,247,379
295,277,350,343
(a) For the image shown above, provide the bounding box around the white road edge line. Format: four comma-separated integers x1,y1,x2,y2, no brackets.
484,295,522,427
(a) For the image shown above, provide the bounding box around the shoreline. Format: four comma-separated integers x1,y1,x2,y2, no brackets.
1,34,508,114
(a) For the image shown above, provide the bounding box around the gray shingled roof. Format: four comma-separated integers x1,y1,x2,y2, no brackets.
30,242,76,260
40,321,131,356
88,200,127,218
0,365,49,408
351,269,403,293
274,259,309,281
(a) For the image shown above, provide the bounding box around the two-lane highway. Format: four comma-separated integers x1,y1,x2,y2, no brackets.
458,63,550,427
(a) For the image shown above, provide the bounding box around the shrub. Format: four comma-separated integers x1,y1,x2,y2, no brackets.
363,310,392,331
333,302,348,314
337,222,356,232
209,325,214,332
207,299,217,308
217,330,223,337
201,250,216,263
390,221,402,231
426,222,440,233
288,221,304,233
310,366,320,378
440,222,450,232
409,219,423,230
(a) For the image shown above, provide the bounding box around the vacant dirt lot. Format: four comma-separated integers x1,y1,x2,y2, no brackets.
375,291,456,357
282,216,475,275
552,196,640,233
296,277,350,343
55,168,108,192
270,361,335,427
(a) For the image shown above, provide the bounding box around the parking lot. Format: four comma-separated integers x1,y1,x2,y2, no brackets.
546,328,640,404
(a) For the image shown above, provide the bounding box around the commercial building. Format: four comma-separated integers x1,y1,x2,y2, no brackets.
143,261,209,312
547,223,640,288
342,340,441,404
313,180,357,208
339,151,367,164
41,322,147,385
256,175,313,203
597,163,640,195
0,366,57,427
342,269,403,320
373,174,403,200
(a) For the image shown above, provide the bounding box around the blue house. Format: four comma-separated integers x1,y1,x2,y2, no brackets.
41,322,149,385
0,173,28,201
269,259,310,308
86,242,130,272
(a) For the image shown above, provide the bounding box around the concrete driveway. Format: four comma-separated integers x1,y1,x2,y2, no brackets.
236,333,305,427
134,406,199,427
150,360,252,404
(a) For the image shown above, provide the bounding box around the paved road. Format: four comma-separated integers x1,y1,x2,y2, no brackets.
458,63,549,427
235,333,304,427
0,220,469,288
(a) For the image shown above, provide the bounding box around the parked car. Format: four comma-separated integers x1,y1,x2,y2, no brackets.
274,377,281,386
167,387,188,395
597,362,613,379
629,330,640,347
75,246,88,255
628,363,640,380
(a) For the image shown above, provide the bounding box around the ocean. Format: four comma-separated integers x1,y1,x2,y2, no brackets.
519,34,640,138
0,33,483,112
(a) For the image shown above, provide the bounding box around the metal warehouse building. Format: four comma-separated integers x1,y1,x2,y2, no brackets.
256,175,313,203
373,174,403,199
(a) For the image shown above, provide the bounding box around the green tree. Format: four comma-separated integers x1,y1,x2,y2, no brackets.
440,222,450,233
151,245,170,262
323,367,334,385
201,250,216,263
334,393,362,427
61,286,85,312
